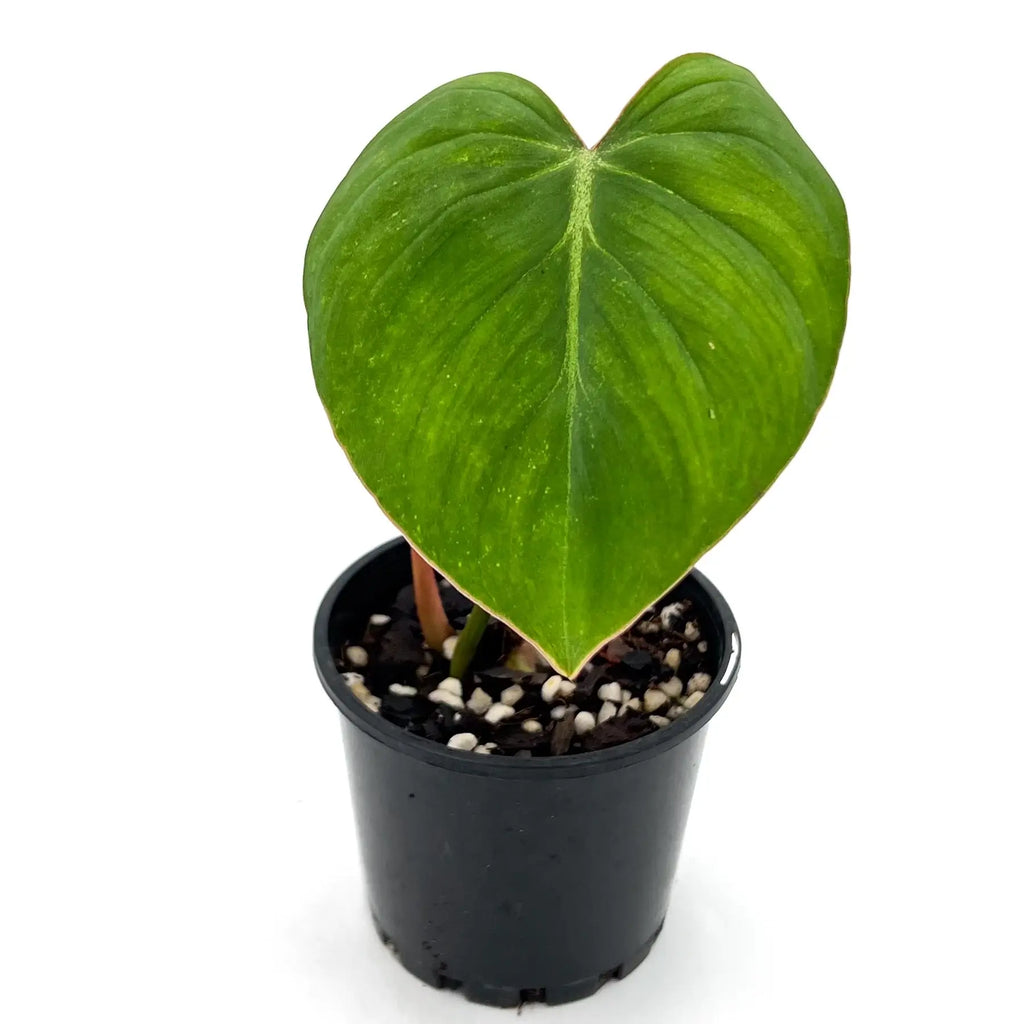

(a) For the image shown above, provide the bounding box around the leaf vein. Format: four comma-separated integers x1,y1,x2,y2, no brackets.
442,87,580,147
601,127,826,219
558,150,597,659
596,161,819,391
405,242,565,457
348,158,574,317
311,133,572,285
585,235,714,405
605,76,757,140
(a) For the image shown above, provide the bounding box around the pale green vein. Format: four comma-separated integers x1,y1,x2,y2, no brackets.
403,242,564,457
584,233,713,404
559,148,596,655
309,133,571,286
595,160,820,394
563,150,595,395
599,128,830,224
599,76,753,145
443,86,581,148
327,157,574,321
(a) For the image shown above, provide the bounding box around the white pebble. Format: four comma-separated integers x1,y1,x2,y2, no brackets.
639,620,661,635
660,602,686,629
682,691,705,709
659,677,683,699
683,620,701,642
667,705,685,720
574,711,596,735
620,689,632,705
550,705,568,721
687,672,712,695
415,664,429,678
484,703,515,725
447,732,478,751
388,683,418,697
643,689,669,713
598,701,617,724
441,635,459,661
650,715,671,729
345,645,369,667
541,676,565,703
626,697,641,711
697,640,708,653
428,689,464,710
472,745,491,755
597,681,623,704
559,678,576,698
664,648,681,671
479,742,497,751
344,675,380,712
466,687,493,715
438,676,463,697
521,719,543,734
500,683,525,707
368,613,391,626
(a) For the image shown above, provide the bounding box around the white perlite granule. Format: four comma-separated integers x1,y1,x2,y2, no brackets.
344,645,369,667
428,689,464,710
388,683,418,697
500,683,525,707
437,676,462,697
466,687,492,715
484,703,515,725
574,711,596,735
687,672,712,695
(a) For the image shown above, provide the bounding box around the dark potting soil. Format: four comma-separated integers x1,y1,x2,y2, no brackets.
334,576,718,757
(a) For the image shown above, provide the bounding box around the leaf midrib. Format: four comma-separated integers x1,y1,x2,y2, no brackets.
558,148,596,654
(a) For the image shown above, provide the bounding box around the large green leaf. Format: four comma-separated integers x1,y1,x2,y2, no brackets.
305,53,849,676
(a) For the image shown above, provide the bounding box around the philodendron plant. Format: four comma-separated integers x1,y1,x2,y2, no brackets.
305,53,849,680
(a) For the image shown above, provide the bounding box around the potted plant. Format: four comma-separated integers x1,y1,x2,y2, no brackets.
305,52,849,1006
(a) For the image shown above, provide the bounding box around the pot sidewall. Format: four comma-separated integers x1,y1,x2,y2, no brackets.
314,538,741,1004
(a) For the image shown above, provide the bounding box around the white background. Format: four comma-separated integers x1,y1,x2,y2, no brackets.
2,2,1022,1021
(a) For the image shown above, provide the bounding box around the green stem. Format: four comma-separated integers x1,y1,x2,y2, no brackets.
450,604,489,678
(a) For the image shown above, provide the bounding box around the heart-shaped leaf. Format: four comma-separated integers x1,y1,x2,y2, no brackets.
305,54,849,676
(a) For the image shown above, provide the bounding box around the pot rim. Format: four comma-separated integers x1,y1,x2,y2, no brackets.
314,537,740,779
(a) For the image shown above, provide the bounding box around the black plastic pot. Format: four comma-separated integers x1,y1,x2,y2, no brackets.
314,537,741,1007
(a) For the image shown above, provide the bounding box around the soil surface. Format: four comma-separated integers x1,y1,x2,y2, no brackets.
335,575,717,756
